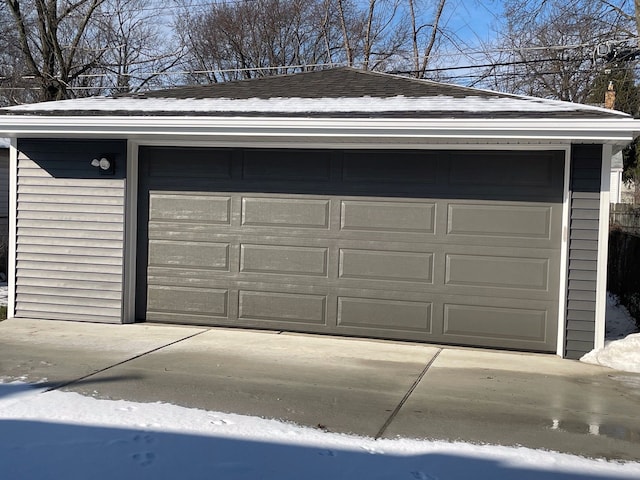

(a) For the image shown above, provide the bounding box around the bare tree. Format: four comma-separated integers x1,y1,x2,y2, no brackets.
481,0,636,102
0,3,38,105
98,0,182,94
177,0,455,80
2,0,180,102
408,0,446,78
177,0,344,82
5,0,108,101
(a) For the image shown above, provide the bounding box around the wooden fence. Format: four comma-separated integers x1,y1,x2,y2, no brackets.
608,229,640,327
610,203,640,234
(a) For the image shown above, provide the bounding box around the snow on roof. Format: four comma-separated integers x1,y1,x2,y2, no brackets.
2,94,629,117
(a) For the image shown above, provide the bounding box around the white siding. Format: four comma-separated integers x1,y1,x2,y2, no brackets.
15,140,127,323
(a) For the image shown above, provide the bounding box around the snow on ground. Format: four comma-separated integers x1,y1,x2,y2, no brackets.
581,294,640,373
0,381,638,480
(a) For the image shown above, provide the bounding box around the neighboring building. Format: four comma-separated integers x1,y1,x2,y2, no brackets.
610,151,624,204
0,68,638,359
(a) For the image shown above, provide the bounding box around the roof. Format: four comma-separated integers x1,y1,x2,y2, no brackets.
0,67,630,119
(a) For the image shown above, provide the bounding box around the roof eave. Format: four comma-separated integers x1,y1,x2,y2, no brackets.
0,115,637,146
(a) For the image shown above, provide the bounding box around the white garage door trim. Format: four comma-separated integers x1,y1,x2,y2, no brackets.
120,140,571,355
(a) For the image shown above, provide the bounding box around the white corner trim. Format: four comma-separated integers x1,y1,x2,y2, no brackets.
557,147,572,356
594,145,612,350
7,138,17,318
121,140,139,323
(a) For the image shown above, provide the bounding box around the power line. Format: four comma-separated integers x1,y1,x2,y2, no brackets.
0,53,612,83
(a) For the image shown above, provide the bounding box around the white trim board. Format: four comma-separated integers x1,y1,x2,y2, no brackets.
7,138,17,319
595,145,613,350
121,140,139,324
556,147,572,356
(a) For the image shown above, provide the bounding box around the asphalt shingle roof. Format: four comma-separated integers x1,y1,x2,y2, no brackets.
129,68,497,100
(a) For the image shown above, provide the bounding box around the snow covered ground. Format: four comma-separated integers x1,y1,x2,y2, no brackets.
0,381,639,479
581,294,640,373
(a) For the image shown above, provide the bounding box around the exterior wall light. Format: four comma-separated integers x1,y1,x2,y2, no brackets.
91,155,115,175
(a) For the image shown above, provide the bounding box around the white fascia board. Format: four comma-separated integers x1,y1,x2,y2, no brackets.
0,115,638,145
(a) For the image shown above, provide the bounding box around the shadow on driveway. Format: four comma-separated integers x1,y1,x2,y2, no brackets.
0,418,635,480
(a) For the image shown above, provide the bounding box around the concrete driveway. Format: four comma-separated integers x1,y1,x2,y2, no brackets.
1,318,639,461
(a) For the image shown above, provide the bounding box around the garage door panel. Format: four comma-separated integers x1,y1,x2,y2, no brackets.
138,147,563,352
443,303,547,343
338,248,434,283
147,149,233,180
448,151,561,190
340,200,436,234
149,194,231,224
342,151,438,184
241,197,330,229
148,240,230,270
242,149,332,182
445,254,549,291
238,290,327,325
147,285,228,317
240,244,329,277
337,296,432,333
447,203,553,239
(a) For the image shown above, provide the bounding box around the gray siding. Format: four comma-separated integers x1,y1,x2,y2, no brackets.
565,144,602,359
15,139,127,322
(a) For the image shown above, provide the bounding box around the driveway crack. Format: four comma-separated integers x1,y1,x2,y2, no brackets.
43,328,209,393
374,347,443,440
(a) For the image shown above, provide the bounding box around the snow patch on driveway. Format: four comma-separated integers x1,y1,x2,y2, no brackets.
581,294,640,373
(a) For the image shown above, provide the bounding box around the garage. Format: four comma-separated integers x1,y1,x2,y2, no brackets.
3,66,637,358
137,146,564,352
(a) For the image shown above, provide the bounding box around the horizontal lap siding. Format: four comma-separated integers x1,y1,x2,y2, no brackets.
565,145,601,359
15,139,127,323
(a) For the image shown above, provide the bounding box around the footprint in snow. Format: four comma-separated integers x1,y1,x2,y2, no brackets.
133,433,156,445
132,452,156,467
318,450,336,457
210,418,231,426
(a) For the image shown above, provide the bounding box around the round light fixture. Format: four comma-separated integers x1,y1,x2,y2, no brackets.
98,157,111,170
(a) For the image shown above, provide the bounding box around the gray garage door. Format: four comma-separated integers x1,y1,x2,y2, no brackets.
137,147,564,352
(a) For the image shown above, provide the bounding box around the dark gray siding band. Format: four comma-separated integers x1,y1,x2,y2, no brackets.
15,139,127,323
565,144,602,359
0,149,8,267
